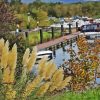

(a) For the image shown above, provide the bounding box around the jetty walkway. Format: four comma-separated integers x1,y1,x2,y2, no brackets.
37,32,80,50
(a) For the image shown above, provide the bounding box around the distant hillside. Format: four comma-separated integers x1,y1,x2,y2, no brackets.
22,0,100,4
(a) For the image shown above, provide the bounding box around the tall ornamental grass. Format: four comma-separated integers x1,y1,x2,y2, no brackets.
0,38,71,100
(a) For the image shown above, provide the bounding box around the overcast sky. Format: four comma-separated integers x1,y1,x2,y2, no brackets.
21,0,100,3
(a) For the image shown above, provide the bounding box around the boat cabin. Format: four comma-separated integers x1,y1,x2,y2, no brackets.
81,23,100,32
79,23,100,39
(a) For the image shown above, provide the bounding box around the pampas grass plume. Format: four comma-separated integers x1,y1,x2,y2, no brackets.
45,61,57,80
1,40,9,69
23,75,43,97
57,76,72,90
36,82,51,96
26,47,37,71
22,48,30,66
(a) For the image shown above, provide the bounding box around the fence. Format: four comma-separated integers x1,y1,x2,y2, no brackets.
15,22,79,46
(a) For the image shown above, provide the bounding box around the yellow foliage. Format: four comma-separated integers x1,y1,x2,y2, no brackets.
6,85,16,100
57,76,72,91
92,61,98,68
38,57,47,77
0,38,72,99
22,48,30,66
2,67,11,83
23,75,43,97
51,68,63,82
0,38,4,56
45,61,57,80
7,44,17,70
1,40,9,69
1,41,17,84
36,82,51,97
48,85,56,92
49,68,64,92
80,70,85,77
26,47,37,71
9,70,15,84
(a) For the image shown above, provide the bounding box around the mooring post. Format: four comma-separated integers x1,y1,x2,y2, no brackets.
68,23,72,34
76,22,78,32
25,31,28,38
40,29,43,43
25,31,29,48
70,39,73,47
61,24,64,36
51,27,54,39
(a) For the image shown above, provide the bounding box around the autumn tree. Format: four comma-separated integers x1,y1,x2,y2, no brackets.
0,2,15,33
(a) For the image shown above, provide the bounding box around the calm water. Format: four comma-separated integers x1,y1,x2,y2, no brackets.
53,42,78,66
96,78,100,85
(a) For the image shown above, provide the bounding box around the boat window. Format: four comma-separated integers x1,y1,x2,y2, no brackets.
81,24,100,32
86,25,90,30
90,25,97,30
97,24,100,30
82,25,87,31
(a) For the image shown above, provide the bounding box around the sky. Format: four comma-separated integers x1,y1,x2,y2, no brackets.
22,0,100,3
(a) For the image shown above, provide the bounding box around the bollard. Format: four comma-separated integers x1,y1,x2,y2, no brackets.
52,46,56,58
40,29,43,43
51,27,54,39
61,42,63,47
61,24,64,36
25,32,29,47
68,24,72,34
70,39,73,47
76,22,78,32
25,32,28,38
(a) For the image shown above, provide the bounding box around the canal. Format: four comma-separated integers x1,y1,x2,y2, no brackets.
53,42,78,67
34,39,100,85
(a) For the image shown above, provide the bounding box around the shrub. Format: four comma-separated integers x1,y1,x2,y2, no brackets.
0,2,15,32
0,38,71,100
63,37,100,91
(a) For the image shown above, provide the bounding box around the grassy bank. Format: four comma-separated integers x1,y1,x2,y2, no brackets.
32,88,100,100
28,31,61,45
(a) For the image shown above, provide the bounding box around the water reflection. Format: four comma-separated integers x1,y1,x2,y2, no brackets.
96,78,100,85
53,50,56,58
52,42,78,67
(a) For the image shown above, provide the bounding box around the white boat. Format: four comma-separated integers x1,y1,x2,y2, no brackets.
32,50,54,74
36,50,53,64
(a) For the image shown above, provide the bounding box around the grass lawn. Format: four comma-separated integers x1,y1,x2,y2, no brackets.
28,31,61,45
31,88,100,100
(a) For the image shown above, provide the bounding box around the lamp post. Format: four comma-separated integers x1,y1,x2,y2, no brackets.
27,12,30,30
15,19,20,35
68,23,72,34
61,21,64,36
37,21,39,28
51,27,54,39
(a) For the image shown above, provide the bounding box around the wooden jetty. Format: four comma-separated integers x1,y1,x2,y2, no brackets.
37,32,80,50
